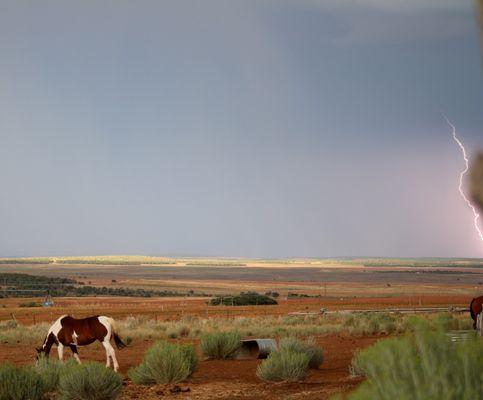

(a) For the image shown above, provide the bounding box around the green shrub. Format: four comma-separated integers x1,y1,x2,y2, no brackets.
403,315,427,331
58,362,122,400
210,292,277,306
201,331,241,359
35,358,78,394
432,312,473,331
433,313,460,330
180,344,197,374
279,337,324,369
343,313,398,336
36,356,63,392
256,348,310,382
19,302,41,308
349,324,483,400
0,363,44,400
128,341,197,385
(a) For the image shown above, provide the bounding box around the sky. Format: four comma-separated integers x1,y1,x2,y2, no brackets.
1,0,483,258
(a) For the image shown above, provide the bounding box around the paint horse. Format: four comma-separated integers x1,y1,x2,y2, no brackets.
469,296,483,330
36,315,126,372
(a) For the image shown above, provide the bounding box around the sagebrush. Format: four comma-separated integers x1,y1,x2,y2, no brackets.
58,362,122,400
36,356,64,393
201,331,241,359
256,348,310,382
349,322,483,400
128,341,197,385
279,337,324,369
0,363,44,400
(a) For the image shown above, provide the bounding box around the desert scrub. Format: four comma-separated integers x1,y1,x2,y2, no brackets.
4,311,471,349
343,312,400,336
0,363,44,400
166,324,190,339
128,341,197,385
121,315,150,330
36,356,64,393
201,331,241,359
58,362,122,400
256,348,310,382
0,319,18,330
279,337,324,369
0,321,48,344
431,312,473,331
35,358,78,394
349,322,483,400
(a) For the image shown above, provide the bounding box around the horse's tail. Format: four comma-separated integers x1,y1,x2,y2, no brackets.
107,317,127,349
113,332,126,350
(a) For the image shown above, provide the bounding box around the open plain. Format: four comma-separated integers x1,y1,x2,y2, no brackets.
0,257,481,399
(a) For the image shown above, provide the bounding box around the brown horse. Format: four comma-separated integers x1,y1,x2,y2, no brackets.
36,315,126,372
469,296,483,330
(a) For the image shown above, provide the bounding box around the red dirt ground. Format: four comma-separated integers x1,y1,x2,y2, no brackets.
0,334,381,400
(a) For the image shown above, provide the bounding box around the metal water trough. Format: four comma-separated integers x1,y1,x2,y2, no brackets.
235,339,277,359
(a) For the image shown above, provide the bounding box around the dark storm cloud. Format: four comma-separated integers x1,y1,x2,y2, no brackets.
0,0,482,257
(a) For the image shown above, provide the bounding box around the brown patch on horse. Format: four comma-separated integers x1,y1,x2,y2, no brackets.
57,316,108,346
469,296,483,329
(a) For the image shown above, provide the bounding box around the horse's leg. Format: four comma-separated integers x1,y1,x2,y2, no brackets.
110,345,120,373
57,343,64,361
69,345,81,364
103,340,119,372
102,341,112,369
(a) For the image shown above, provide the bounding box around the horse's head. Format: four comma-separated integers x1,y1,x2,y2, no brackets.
35,346,49,364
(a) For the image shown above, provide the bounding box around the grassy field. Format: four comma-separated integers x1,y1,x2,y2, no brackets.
0,310,473,345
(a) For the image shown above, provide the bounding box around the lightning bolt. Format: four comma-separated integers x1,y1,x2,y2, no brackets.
444,115,483,243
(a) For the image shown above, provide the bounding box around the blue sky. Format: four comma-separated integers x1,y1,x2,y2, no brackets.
1,0,483,258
